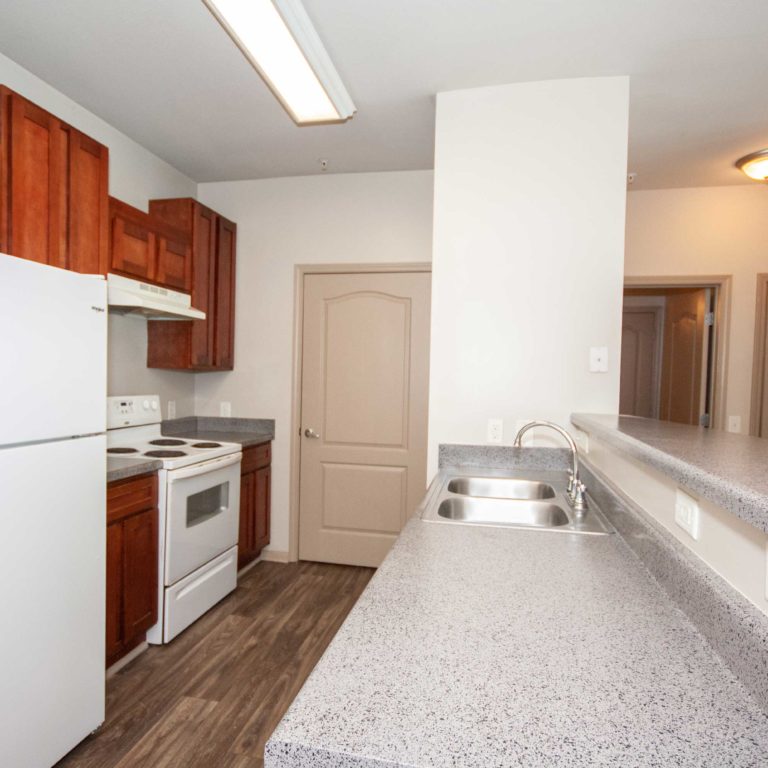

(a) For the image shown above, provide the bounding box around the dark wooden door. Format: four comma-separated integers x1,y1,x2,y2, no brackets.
659,289,708,425
122,508,158,642
68,128,109,274
105,522,124,664
214,217,236,370
254,466,271,552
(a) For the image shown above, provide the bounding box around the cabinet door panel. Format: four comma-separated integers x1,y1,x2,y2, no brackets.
110,211,156,281
254,466,271,552
122,508,158,642
191,205,216,366
106,522,123,663
69,129,108,274
8,94,64,265
156,233,191,291
214,217,236,369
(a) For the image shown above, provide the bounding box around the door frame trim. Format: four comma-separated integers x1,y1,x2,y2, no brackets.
288,263,432,562
750,274,768,436
624,275,732,431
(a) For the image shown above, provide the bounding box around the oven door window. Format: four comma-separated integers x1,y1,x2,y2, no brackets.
186,482,229,528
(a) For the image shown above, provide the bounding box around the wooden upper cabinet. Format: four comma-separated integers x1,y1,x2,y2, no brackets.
0,86,108,274
108,197,191,291
147,198,236,371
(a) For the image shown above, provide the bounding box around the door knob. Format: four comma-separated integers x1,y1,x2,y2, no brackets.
304,428,321,439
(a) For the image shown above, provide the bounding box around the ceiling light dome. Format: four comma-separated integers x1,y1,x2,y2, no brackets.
735,149,768,182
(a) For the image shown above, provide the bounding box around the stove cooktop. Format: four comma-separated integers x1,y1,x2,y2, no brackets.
106,430,240,470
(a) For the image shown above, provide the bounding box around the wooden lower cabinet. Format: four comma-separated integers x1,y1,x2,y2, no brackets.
106,473,158,667
238,442,271,570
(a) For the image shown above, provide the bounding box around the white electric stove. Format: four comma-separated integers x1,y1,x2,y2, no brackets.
107,395,242,644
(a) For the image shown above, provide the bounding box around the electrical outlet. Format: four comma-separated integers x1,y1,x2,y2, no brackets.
167,400,176,420
220,401,232,418
674,488,700,540
487,418,503,444
589,346,609,373
728,415,741,433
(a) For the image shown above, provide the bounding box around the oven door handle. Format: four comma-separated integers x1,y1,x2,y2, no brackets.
167,452,243,482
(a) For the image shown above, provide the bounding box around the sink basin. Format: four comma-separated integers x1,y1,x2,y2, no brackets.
447,477,556,500
437,497,569,528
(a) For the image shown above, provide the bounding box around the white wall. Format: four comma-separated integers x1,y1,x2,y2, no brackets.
625,185,768,431
196,171,435,553
0,52,198,416
428,77,630,474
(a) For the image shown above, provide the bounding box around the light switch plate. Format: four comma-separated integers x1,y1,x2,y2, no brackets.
674,488,700,540
589,346,609,373
220,401,232,418
487,418,503,444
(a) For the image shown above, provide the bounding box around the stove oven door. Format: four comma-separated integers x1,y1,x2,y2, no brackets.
164,453,242,585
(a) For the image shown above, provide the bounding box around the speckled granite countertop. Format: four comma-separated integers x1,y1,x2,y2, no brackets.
266,469,768,768
162,416,274,448
571,413,768,534
107,456,162,483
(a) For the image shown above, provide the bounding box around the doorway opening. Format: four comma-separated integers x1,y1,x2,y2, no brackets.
620,277,730,429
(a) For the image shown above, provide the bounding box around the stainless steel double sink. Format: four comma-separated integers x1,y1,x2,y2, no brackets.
420,471,614,535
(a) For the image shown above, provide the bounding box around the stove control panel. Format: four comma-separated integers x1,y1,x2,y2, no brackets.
107,394,161,429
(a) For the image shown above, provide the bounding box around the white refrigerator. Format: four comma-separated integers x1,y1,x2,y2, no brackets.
0,253,107,767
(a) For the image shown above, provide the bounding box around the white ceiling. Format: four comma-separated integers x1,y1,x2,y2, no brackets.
1,0,767,189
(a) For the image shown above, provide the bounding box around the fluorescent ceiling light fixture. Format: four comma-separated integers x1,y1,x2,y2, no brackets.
203,0,356,125
735,149,768,182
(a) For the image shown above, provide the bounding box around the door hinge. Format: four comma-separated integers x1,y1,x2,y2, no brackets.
699,413,711,427
705,311,715,326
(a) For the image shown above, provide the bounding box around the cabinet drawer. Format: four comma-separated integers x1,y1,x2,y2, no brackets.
241,442,271,473
107,473,157,524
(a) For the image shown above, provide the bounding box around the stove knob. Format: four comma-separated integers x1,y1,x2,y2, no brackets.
151,401,158,411
143,399,150,410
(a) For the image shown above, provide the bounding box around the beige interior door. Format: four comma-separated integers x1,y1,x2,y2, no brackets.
298,271,431,567
620,307,663,418
659,288,708,425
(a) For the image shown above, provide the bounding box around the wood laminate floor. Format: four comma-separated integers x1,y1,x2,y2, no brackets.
55,561,375,768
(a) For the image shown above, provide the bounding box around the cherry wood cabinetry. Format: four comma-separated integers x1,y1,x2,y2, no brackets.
106,473,158,667
238,442,271,570
0,86,109,273
108,197,192,291
146,197,236,371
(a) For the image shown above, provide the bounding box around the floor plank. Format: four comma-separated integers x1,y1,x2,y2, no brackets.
55,561,374,768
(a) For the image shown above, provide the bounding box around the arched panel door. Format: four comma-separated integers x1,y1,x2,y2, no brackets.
299,271,431,567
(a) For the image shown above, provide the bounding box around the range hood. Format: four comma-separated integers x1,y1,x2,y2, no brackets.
107,273,205,320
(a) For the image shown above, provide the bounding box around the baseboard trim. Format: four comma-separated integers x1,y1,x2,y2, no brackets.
261,549,291,563
106,641,148,678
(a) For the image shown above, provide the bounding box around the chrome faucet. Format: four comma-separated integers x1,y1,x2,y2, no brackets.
513,420,588,515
